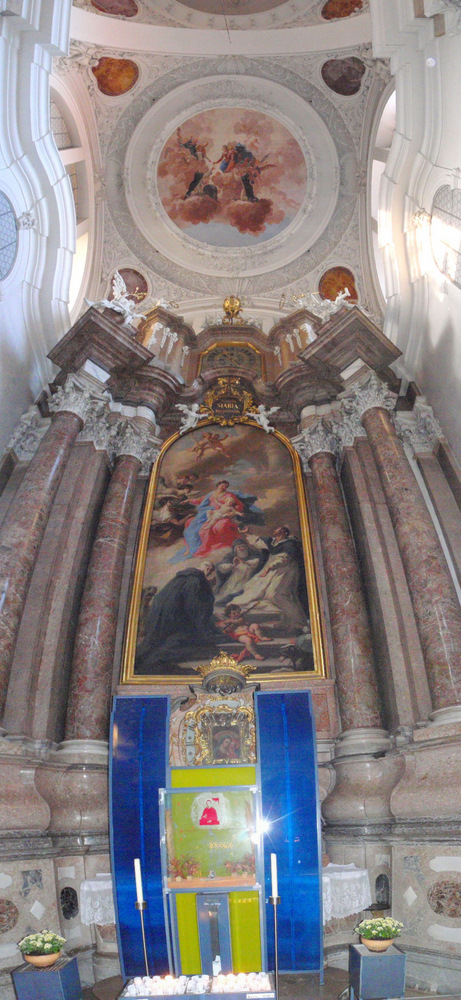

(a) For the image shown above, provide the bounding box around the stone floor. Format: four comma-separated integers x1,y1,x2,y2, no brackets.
84,969,461,1000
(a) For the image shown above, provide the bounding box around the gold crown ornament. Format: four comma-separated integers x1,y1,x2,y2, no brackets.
194,651,252,694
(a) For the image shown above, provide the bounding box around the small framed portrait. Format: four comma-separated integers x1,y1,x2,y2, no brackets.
212,726,242,763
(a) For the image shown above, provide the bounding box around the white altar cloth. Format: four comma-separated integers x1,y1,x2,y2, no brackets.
80,874,115,926
322,863,372,923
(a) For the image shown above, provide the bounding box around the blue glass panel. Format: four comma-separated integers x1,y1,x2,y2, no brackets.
255,691,322,973
110,697,170,978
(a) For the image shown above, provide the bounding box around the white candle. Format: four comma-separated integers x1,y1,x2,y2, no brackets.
270,853,278,898
134,857,144,904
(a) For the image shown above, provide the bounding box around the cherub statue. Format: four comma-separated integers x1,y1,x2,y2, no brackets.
251,404,280,434
85,271,146,328
176,402,202,434
334,287,352,307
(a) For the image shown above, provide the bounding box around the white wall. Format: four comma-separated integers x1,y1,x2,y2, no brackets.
371,0,461,462
0,1,73,455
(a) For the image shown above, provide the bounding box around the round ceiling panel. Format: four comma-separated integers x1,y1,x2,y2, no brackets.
124,76,339,278
157,108,307,249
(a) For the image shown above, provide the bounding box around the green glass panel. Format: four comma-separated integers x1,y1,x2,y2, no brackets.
171,767,256,788
175,893,201,974
229,891,261,972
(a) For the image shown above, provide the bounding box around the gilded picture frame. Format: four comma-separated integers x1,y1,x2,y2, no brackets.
121,420,326,684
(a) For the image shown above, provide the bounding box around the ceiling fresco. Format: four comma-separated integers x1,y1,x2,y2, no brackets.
91,56,139,95
157,109,307,248
74,0,369,29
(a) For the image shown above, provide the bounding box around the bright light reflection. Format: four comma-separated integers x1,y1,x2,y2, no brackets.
251,818,271,843
69,231,88,313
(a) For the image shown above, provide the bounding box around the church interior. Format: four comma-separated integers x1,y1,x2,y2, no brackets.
1,1,461,998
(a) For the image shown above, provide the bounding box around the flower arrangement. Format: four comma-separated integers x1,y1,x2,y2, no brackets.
355,917,403,940
224,853,256,877
168,855,201,879
18,931,65,956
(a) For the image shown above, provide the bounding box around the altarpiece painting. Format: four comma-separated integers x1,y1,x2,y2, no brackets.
122,422,325,682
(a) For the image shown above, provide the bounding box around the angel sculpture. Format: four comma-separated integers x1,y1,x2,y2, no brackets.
176,402,202,434
85,271,146,328
334,287,352,307
251,404,280,434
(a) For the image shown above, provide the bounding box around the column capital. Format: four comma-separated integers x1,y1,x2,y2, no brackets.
340,372,397,424
78,408,113,456
395,397,443,456
111,417,161,474
292,419,343,472
49,374,110,425
7,405,50,462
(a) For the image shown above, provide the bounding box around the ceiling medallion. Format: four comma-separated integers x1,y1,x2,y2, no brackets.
124,76,340,278
156,108,307,250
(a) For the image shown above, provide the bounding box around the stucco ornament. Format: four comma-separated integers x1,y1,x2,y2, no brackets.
112,417,160,472
176,402,202,433
85,271,147,328
250,404,280,433
49,376,110,424
7,406,49,462
423,1,461,13
339,372,397,423
287,287,352,322
78,408,113,455
292,418,342,472
16,212,36,231
396,398,443,455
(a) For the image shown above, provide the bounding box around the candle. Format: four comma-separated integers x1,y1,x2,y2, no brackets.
134,857,144,904
270,852,278,898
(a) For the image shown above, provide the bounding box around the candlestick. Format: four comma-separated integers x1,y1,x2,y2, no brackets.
270,853,278,899
134,858,144,906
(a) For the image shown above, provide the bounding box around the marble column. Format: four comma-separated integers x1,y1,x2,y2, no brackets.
0,378,107,719
293,421,384,740
65,420,159,742
343,374,461,715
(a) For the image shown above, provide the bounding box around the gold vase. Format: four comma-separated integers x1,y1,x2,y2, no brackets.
361,937,395,952
24,951,62,967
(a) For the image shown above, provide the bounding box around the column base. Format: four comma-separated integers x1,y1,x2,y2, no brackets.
54,739,109,763
429,704,461,727
334,727,391,757
322,730,401,827
35,739,109,835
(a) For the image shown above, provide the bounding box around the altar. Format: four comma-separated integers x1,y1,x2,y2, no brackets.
110,675,324,984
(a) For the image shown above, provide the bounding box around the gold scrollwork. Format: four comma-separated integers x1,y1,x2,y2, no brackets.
183,703,256,766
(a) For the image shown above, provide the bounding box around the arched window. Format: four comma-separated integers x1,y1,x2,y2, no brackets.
0,192,18,281
431,184,461,288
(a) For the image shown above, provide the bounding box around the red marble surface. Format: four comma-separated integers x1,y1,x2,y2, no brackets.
363,407,461,710
309,451,382,731
65,454,140,741
0,411,82,719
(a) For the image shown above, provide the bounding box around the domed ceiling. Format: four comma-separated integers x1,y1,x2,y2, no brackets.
66,0,385,328
73,0,369,29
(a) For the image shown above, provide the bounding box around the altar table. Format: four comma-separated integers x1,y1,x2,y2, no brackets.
322,864,372,923
80,874,115,926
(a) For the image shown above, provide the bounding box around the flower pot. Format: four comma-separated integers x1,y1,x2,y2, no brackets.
361,937,395,952
24,951,62,967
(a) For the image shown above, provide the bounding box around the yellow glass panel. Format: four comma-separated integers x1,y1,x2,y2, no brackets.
175,893,201,974
170,767,256,788
229,891,261,972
